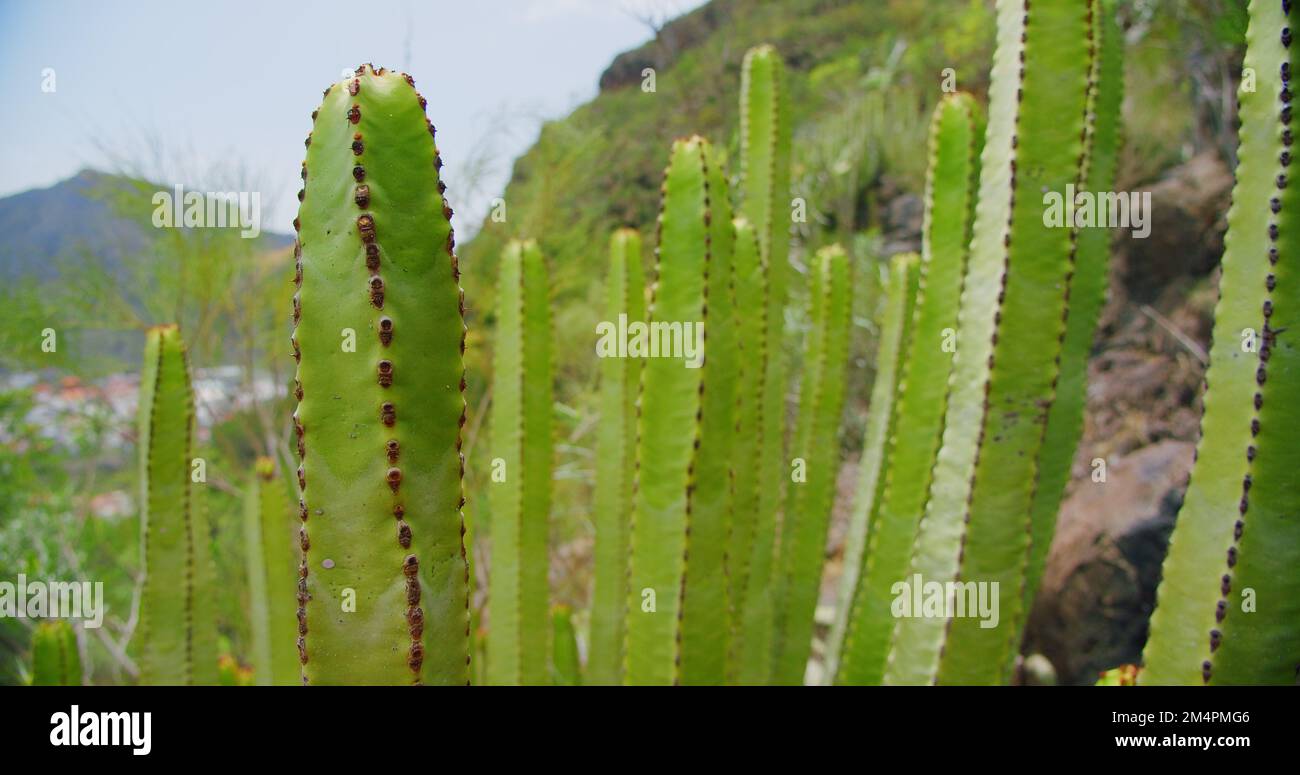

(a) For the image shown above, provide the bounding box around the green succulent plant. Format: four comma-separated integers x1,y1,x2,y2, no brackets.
291,64,469,685
1142,0,1300,686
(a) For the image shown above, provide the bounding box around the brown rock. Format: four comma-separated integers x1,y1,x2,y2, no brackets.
1023,440,1194,685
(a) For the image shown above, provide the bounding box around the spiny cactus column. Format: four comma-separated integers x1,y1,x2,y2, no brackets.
835,95,982,686
726,217,765,683
242,457,299,685
487,238,554,685
1142,0,1300,685
1019,0,1124,636
137,324,217,686
293,64,469,685
587,229,646,686
899,0,1096,685
770,244,854,685
31,620,82,686
678,143,738,685
625,136,732,685
832,253,920,684
736,43,793,685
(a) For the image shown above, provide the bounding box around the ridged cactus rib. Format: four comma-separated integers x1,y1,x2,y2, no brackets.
487,239,554,686
294,64,469,686
838,95,982,686
549,605,582,686
771,245,854,685
587,228,646,685
32,620,81,686
1020,0,1124,631
737,43,792,686
835,253,921,685
137,324,217,686
934,0,1095,685
1144,0,1300,685
679,144,737,685
725,218,766,683
242,457,300,685
625,137,712,685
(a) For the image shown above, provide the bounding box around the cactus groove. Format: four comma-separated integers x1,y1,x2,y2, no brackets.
487,238,554,685
587,228,646,685
1142,0,1300,685
138,324,218,686
294,64,469,685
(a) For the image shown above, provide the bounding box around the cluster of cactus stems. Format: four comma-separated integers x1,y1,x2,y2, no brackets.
586,229,646,685
1142,0,1300,685
31,620,82,686
832,93,981,686
829,0,1127,685
292,64,469,685
137,324,218,686
242,457,299,685
111,1,1299,687
487,238,554,685
929,0,1095,685
1021,0,1124,625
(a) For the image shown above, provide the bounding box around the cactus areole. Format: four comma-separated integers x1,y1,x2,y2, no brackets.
292,64,469,685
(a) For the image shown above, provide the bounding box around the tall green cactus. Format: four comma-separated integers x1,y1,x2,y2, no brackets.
587,228,646,685
292,64,469,685
678,143,738,685
137,324,217,686
1142,0,1300,685
833,253,920,685
930,0,1095,685
736,43,793,685
625,136,732,685
487,238,554,686
31,620,81,686
836,94,982,686
770,244,854,685
1020,0,1124,632
726,217,766,683
242,457,299,685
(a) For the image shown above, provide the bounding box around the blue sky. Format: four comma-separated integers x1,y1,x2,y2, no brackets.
0,0,704,234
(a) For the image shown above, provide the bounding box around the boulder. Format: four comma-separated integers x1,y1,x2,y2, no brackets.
1022,440,1193,685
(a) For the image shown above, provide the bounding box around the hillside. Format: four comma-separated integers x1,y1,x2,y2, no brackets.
452,0,1246,681
0,170,292,282
458,0,1234,402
